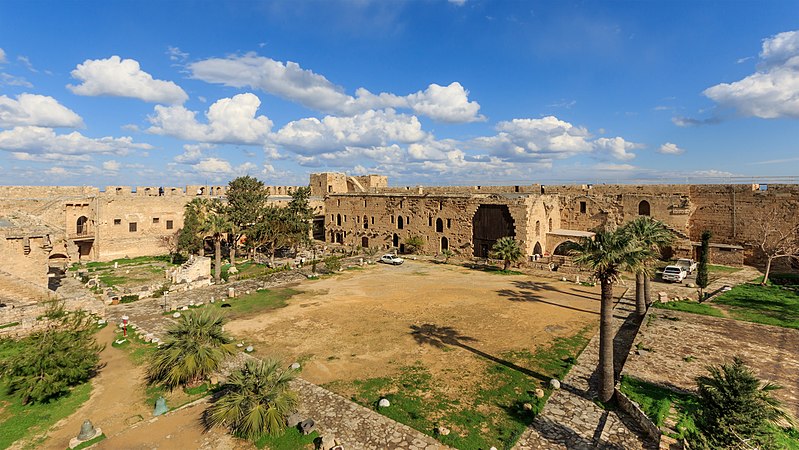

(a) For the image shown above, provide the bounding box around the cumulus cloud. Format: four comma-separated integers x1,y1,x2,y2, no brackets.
703,30,799,119
68,56,188,104
273,108,426,154
472,116,639,162
188,53,483,122
0,126,152,156
147,93,272,144
658,142,685,155
102,160,121,171
174,143,214,163
0,94,83,128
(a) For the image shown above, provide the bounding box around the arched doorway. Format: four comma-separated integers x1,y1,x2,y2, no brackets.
638,200,651,216
362,237,369,248
76,216,89,235
397,216,404,229
393,233,399,248
472,204,515,257
553,240,580,256
441,236,449,252
436,218,444,232
533,241,542,256
48,253,69,290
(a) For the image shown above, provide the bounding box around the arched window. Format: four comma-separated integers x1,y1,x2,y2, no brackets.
76,216,89,235
363,215,369,229
397,216,404,229
336,214,342,226
548,218,553,232
436,218,444,232
638,200,651,216
535,220,541,235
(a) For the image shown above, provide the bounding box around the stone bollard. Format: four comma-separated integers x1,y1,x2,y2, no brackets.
228,287,235,298
658,292,669,303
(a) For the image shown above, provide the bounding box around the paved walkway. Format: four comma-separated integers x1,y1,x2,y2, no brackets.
513,290,658,450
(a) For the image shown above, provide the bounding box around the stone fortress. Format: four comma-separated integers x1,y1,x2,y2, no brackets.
1,172,797,306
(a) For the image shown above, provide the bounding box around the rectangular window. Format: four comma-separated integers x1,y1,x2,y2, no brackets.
371,217,374,224
153,217,160,224
447,218,452,228
429,216,433,226
113,219,121,225
166,220,174,230
580,201,587,213
129,222,137,232
391,215,395,224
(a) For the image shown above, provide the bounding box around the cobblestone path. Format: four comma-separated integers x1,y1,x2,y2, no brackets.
513,291,658,450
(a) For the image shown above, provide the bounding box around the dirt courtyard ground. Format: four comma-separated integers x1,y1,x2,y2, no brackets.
226,260,602,387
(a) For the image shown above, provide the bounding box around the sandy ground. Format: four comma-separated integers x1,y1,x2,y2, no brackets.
226,261,601,386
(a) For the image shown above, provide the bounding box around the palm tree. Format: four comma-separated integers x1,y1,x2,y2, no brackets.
204,359,299,440
571,227,649,402
492,237,523,271
203,207,231,283
147,309,235,389
621,217,674,315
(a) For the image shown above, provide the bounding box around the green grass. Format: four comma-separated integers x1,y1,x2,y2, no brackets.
713,283,799,329
212,288,300,320
326,327,592,449
707,264,741,274
255,427,319,449
0,321,20,329
0,380,92,449
652,300,725,317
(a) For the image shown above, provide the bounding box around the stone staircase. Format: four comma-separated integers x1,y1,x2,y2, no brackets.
0,269,55,305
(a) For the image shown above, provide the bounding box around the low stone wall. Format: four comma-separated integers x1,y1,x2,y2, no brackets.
614,386,662,443
0,295,106,337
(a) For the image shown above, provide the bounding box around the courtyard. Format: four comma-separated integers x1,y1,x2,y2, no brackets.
224,260,601,448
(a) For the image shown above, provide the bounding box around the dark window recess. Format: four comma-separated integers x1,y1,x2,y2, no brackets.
129,222,137,232
580,201,587,213
153,217,160,224
166,220,174,230
113,219,121,225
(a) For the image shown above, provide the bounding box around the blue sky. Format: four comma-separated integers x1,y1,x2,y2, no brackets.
1,0,798,187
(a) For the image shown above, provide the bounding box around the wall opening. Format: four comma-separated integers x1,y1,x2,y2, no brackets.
336,214,342,226
393,233,399,248
363,215,369,229
441,236,449,252
533,241,542,256
362,237,369,248
76,216,89,235
397,216,404,229
436,218,444,232
638,200,651,216
553,240,580,256
580,201,587,214
535,220,540,235
472,204,515,258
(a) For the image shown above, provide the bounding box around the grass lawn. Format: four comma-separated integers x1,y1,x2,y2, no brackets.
707,264,741,274
620,376,799,448
652,300,725,318
712,283,799,329
325,328,591,450
255,427,319,450
212,288,300,320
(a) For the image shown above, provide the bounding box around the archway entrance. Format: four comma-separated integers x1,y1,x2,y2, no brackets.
436,218,444,232
553,240,580,256
533,241,542,256
472,204,515,257
76,216,89,235
638,200,651,216
48,253,69,290
440,236,449,252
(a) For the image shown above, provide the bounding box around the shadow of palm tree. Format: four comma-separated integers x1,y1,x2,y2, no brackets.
410,323,549,383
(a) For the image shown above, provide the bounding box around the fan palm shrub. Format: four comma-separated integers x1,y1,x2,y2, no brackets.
492,237,523,271
204,359,299,440
147,309,235,389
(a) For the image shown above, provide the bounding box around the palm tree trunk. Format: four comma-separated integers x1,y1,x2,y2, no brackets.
635,272,646,316
230,238,236,266
644,274,651,306
503,260,510,271
214,237,222,283
599,278,615,403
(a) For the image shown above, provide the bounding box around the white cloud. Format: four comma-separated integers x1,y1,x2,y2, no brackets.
102,160,121,171
658,142,685,155
45,167,68,176
188,53,483,122
166,46,189,62
448,0,467,5
0,73,32,87
593,163,637,171
187,157,259,182
68,56,188,104
174,143,213,163
0,48,6,64
17,56,37,73
704,30,799,119
273,108,426,154
593,137,639,161
11,152,92,162
147,93,272,144
0,126,152,156
0,93,83,128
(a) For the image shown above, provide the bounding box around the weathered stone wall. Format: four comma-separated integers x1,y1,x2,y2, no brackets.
0,296,106,337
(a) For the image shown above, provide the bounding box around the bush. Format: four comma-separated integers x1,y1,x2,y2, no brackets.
323,256,341,273
120,294,140,303
404,235,425,254
0,312,103,404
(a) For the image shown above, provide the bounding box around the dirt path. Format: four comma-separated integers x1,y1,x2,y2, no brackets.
38,326,151,450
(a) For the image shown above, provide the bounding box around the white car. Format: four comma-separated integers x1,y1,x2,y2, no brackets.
675,258,698,274
380,254,404,265
662,265,687,282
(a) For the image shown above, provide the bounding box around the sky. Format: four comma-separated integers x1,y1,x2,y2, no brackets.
1,0,798,188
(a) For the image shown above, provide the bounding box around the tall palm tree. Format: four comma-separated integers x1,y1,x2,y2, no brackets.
204,359,299,440
492,237,523,271
203,207,231,283
621,217,674,315
147,309,235,389
572,227,649,402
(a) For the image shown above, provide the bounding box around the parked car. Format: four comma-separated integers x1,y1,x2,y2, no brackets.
662,265,688,282
380,254,404,265
675,258,698,274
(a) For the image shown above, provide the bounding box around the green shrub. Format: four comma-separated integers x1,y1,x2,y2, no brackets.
120,294,140,303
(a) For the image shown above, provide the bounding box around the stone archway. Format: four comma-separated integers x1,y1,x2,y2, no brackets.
533,241,542,256
76,216,89,235
553,240,580,256
48,253,69,290
397,216,404,230
436,218,444,232
440,236,449,252
638,200,651,216
472,204,515,258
